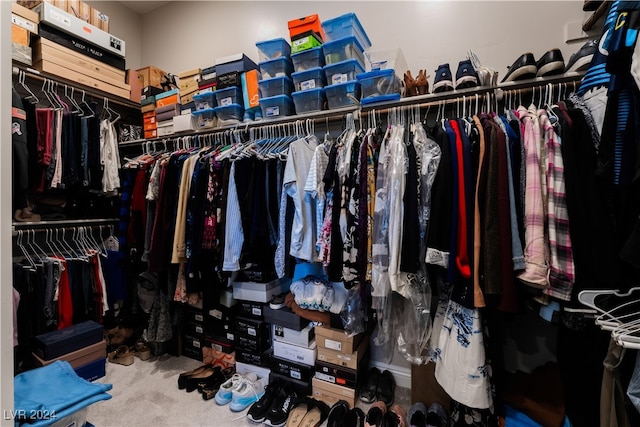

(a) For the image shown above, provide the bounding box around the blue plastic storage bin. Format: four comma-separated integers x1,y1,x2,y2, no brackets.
292,88,327,113
322,36,366,68
256,38,291,62
193,92,216,110
259,57,294,80
215,86,243,107
259,76,294,98
356,69,401,105
214,103,244,123
291,46,325,73
324,80,361,109
322,12,372,49
292,67,326,91
259,95,295,119
192,108,217,128
323,59,365,86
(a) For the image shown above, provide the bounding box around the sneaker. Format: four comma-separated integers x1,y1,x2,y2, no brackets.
501,52,537,83
565,39,598,73
269,292,287,310
407,402,428,427
425,402,448,427
536,48,565,77
214,373,245,405
375,369,396,406
264,388,297,426
229,374,266,412
247,382,280,422
455,59,479,90
433,64,454,93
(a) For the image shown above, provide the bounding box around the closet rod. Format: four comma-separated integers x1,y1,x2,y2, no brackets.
11,224,115,238
12,65,140,110
12,218,119,232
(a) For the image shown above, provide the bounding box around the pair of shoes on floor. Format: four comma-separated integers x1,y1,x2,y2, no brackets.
246,380,297,425
327,400,366,427
215,372,267,412
364,401,407,427
107,345,135,366
501,48,569,83
359,368,396,406
433,60,480,93
404,70,430,97
178,364,235,396
285,397,330,427
406,402,447,427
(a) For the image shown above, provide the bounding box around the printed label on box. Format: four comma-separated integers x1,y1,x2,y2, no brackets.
195,325,203,334
195,314,203,322
11,15,36,33
292,38,305,48
192,339,201,348
252,307,262,316
266,106,280,117
51,9,71,27
211,342,222,351
210,309,222,320
301,79,316,90
324,339,341,351
248,327,256,337
275,325,284,338
221,97,232,106
316,372,335,383
227,333,235,341
371,61,388,71
332,74,348,85
291,370,302,380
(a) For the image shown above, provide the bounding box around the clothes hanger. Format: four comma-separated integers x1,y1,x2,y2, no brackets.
19,71,39,104
80,90,96,118
16,230,37,270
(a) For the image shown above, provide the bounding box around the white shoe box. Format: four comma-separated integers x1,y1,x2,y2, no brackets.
232,279,282,303
235,361,271,385
272,340,317,366
272,324,315,348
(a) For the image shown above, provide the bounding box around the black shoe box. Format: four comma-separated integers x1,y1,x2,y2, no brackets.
181,345,203,362
185,319,205,338
236,334,271,353
216,72,241,90
34,320,104,360
237,300,265,320
269,355,315,383
185,305,205,324
205,305,237,337
235,347,271,367
314,355,370,389
235,317,270,340
205,329,235,346
269,372,312,396
141,85,164,99
264,306,308,331
233,267,278,283
182,333,205,361
203,336,234,354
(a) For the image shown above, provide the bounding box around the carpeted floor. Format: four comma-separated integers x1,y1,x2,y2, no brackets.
86,354,411,427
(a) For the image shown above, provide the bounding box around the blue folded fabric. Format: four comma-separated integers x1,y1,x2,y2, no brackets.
504,405,573,427
14,361,112,424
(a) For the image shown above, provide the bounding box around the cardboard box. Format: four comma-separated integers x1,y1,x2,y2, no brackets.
90,7,109,32
178,68,202,79
270,355,315,383
411,362,452,411
288,14,325,42
272,340,317,366
242,69,260,109
202,347,235,369
66,0,89,21
144,128,157,139
32,340,106,369
180,91,196,106
143,116,157,126
126,69,143,103
16,1,43,9
317,335,369,370
33,60,130,99
34,320,104,360
312,377,357,408
315,325,364,354
12,24,29,46
315,357,369,389
12,2,40,23
272,324,314,348
141,104,155,114
157,122,173,137
143,111,156,119
179,77,199,93
143,121,157,132
137,66,167,89
156,109,180,123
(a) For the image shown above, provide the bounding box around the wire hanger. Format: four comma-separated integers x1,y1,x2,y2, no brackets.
19,71,39,104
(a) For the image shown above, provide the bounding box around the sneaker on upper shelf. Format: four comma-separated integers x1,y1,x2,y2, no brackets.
433,63,454,93
565,39,599,73
501,52,537,83
455,59,480,90
536,48,565,77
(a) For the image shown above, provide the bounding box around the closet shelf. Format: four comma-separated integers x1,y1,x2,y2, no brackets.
12,218,119,231
12,63,140,110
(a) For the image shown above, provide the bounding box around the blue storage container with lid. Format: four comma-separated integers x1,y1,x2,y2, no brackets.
213,104,244,124
255,38,291,62
259,94,295,119
292,88,327,113
259,57,294,80
322,12,372,50
192,108,217,128
323,59,365,86
193,92,216,110
215,86,243,107
259,76,294,98
324,80,361,109
291,46,325,73
322,35,366,68
291,67,326,91
356,69,401,105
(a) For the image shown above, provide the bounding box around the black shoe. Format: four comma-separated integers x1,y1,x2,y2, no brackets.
536,48,565,77
501,52,537,83
433,64,454,93
264,387,297,427
327,400,350,427
359,367,380,403
565,39,598,73
455,59,479,90
384,411,399,427
185,366,223,393
344,407,366,427
365,402,386,427
247,382,280,422
376,370,396,406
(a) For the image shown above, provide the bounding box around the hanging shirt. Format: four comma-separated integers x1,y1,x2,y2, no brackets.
223,162,244,271
304,143,329,253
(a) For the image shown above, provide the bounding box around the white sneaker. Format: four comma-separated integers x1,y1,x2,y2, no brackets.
214,373,243,405
229,374,265,412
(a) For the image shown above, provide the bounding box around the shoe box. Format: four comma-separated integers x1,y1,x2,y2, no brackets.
236,300,265,319
314,353,370,389
269,354,315,383
232,278,289,303
235,347,272,367
272,323,314,348
264,305,309,331
312,377,357,408
205,303,238,339
235,316,271,352
317,333,369,370
270,371,312,396
34,320,104,360
182,333,204,362
314,325,365,354
236,361,271,385
272,340,317,366
32,339,106,369
75,357,106,382
202,346,235,369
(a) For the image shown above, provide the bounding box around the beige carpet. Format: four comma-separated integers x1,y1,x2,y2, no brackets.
86,354,411,427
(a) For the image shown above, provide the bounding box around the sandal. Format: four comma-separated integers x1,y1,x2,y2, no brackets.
298,399,330,427
108,345,135,366
132,339,151,361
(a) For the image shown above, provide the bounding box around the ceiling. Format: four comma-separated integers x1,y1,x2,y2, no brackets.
118,1,172,15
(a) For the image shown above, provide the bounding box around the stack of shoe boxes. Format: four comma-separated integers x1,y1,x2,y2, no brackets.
321,13,371,110
140,73,165,139
11,3,38,66
312,325,369,407
155,89,180,136
234,301,271,367
32,320,107,382
256,38,295,120
202,289,237,369
177,68,201,107
182,303,206,362
265,304,316,396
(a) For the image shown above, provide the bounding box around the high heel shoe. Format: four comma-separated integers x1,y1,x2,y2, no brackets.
178,364,212,390
184,366,221,393
404,70,418,98
416,69,430,95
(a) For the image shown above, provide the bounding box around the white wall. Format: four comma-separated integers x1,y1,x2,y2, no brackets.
86,0,143,70
139,1,591,80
